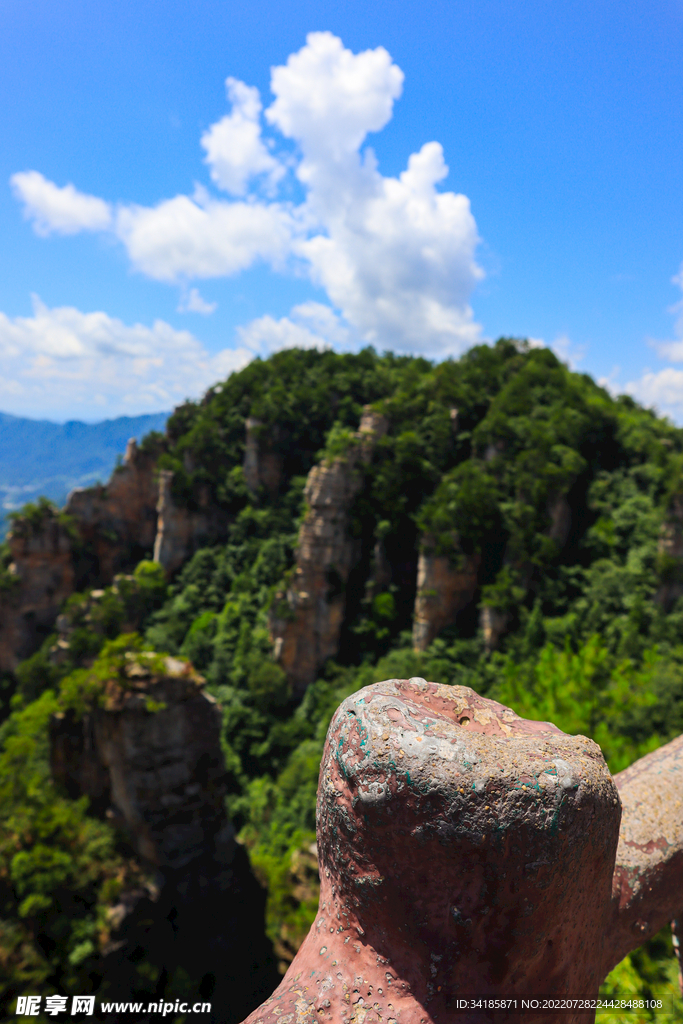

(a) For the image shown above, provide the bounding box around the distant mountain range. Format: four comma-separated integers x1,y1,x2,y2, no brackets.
0,410,169,537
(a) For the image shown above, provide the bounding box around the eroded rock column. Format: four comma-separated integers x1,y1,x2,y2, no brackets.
412,545,480,651
270,409,386,694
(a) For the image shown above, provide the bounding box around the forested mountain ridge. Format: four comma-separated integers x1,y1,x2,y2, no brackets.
2,341,683,1020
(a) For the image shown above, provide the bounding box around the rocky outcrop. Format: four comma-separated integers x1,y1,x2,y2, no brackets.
480,603,508,653
0,507,76,671
655,494,683,610
412,543,480,651
243,678,683,1024
50,653,232,868
0,434,230,672
153,471,228,575
66,438,159,581
243,418,283,500
50,652,278,1021
269,409,386,694
0,440,160,672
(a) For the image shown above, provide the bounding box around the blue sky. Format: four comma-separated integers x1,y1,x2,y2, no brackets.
2,0,683,421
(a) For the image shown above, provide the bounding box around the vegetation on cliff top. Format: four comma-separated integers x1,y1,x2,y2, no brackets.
2,342,683,1019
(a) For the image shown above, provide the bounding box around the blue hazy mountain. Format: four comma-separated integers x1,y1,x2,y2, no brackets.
0,410,169,535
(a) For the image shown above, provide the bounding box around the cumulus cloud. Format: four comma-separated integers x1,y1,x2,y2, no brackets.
0,297,251,420
267,31,403,164
114,192,293,282
10,32,484,357
237,301,351,353
201,77,284,195
11,171,112,235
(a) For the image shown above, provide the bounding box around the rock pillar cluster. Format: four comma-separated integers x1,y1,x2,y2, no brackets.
0,437,229,671
243,677,683,1024
269,408,387,694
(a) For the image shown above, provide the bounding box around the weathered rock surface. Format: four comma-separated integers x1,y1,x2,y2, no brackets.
412,546,480,651
153,470,228,575
0,439,160,672
243,418,283,500
67,438,159,581
270,409,386,694
50,652,278,1021
0,435,228,671
609,732,683,966
243,677,683,1024
0,508,75,671
479,603,508,654
50,654,232,868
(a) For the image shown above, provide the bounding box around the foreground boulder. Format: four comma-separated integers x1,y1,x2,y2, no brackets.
243,678,683,1024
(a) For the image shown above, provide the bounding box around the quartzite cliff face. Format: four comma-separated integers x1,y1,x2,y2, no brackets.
269,408,387,694
49,652,278,1021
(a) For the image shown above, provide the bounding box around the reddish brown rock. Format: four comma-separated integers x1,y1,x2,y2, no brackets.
153,469,228,575
50,651,280,1020
0,506,76,671
243,677,683,1024
50,653,233,868
609,733,683,966
270,409,386,694
66,438,159,580
0,439,161,672
412,546,480,651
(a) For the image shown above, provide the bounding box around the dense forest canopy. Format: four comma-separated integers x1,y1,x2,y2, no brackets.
2,340,683,1020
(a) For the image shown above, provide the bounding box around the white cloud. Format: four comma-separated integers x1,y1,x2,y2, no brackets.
177,287,217,315
266,34,481,355
201,77,284,195
624,368,683,420
11,170,112,235
623,264,683,420
10,32,484,358
0,296,251,420
266,31,403,164
114,193,293,282
237,301,350,353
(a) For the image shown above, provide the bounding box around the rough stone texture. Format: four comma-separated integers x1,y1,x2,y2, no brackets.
244,418,283,500
480,604,508,654
66,438,159,581
50,654,233,868
608,732,683,968
270,409,387,694
153,470,227,576
244,677,683,1024
0,509,75,672
244,678,622,1024
50,653,279,1022
0,439,160,672
412,548,480,651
